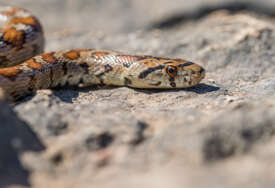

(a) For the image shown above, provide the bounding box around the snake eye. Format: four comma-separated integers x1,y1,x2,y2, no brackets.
166,65,177,77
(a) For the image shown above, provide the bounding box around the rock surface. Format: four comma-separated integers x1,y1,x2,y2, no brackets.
2,0,275,187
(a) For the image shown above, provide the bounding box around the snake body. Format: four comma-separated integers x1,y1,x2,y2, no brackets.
0,7,205,101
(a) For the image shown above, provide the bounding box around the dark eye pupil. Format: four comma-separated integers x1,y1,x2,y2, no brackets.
169,68,174,73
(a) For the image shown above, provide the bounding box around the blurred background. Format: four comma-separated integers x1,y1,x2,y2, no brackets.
4,0,275,35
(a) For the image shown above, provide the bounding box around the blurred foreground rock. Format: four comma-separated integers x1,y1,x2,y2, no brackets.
0,89,44,188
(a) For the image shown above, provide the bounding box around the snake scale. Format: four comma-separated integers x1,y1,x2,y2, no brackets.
0,6,205,101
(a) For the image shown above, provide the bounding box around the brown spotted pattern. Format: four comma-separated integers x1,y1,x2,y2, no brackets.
0,7,205,101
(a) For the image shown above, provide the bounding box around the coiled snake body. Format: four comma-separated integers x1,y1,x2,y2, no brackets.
0,7,205,101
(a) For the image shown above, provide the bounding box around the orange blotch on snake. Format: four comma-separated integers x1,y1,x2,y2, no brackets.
41,53,57,63
8,17,37,27
64,50,80,60
3,28,24,48
0,66,21,78
6,17,42,32
64,49,89,60
3,28,17,43
26,59,42,69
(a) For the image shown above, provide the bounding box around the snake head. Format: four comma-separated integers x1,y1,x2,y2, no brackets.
164,60,206,88
134,59,205,88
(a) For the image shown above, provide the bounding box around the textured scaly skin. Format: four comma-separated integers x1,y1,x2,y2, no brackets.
0,7,205,101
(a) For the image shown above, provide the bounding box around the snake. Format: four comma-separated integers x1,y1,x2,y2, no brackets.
0,7,205,101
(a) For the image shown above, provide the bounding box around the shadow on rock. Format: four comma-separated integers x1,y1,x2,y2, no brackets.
52,85,117,103
134,83,219,94
183,83,220,94
29,83,219,104
52,87,81,103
